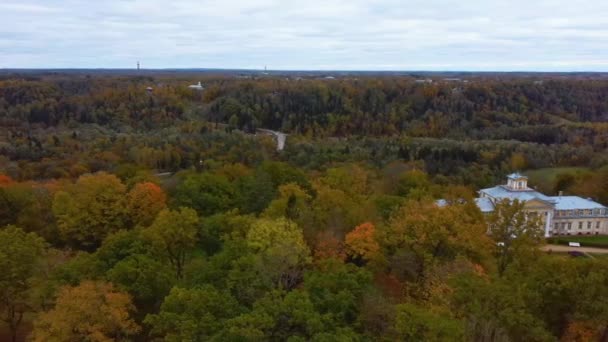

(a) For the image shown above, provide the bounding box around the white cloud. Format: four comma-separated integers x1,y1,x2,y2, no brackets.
0,0,607,70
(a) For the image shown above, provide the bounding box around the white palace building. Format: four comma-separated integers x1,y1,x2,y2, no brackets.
475,173,608,237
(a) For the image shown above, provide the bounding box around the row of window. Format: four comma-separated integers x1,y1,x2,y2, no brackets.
554,221,602,231
555,208,607,217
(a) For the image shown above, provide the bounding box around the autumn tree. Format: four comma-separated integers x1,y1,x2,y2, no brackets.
0,182,58,244
313,232,346,262
218,219,308,305
126,182,167,227
396,169,433,199
310,182,363,239
382,200,493,297
345,222,380,265
0,225,46,342
143,207,199,279
245,218,311,290
486,199,544,276
31,281,140,342
52,172,128,250
262,183,312,224
0,174,13,187
320,165,372,198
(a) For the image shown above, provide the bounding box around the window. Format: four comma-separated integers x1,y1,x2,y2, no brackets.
578,210,584,216
596,222,601,229
587,221,592,229
561,222,566,230
568,222,572,230
554,223,559,230
579,222,583,229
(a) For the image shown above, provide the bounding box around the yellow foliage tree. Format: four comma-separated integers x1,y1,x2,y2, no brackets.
247,218,311,289
262,183,311,222
31,281,140,342
52,172,127,250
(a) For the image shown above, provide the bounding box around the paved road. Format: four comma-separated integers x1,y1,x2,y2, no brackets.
542,244,608,254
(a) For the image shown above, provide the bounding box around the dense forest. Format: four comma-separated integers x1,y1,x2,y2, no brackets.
1,72,608,341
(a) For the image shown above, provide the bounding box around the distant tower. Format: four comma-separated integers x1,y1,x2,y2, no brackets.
137,61,140,71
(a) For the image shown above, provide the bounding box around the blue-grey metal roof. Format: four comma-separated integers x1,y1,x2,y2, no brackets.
479,186,554,203
475,197,495,213
550,196,606,210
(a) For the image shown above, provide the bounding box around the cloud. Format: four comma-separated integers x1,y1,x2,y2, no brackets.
0,0,607,70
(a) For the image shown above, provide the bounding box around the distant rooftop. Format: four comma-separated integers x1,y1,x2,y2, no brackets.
188,81,204,90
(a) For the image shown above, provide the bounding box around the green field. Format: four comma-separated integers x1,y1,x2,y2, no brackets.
524,167,589,194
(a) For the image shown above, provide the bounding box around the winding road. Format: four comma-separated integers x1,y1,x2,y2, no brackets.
256,128,287,151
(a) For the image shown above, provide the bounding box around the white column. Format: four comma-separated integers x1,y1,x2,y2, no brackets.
545,211,552,237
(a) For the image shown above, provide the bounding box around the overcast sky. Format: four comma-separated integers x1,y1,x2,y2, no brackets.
1,0,607,71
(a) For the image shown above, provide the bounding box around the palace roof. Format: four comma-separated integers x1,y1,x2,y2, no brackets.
475,197,495,213
550,196,606,210
479,185,554,203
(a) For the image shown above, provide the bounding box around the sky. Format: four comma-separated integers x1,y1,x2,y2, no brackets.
1,0,608,71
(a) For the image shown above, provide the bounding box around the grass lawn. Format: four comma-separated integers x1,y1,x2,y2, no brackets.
524,167,589,194
549,235,608,248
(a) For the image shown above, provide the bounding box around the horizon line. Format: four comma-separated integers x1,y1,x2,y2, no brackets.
2,67,608,74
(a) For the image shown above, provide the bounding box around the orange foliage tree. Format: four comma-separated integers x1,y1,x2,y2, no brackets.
126,182,167,227
561,321,598,342
0,174,13,187
345,222,380,264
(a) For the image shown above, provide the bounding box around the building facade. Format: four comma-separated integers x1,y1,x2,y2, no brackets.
476,173,608,237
